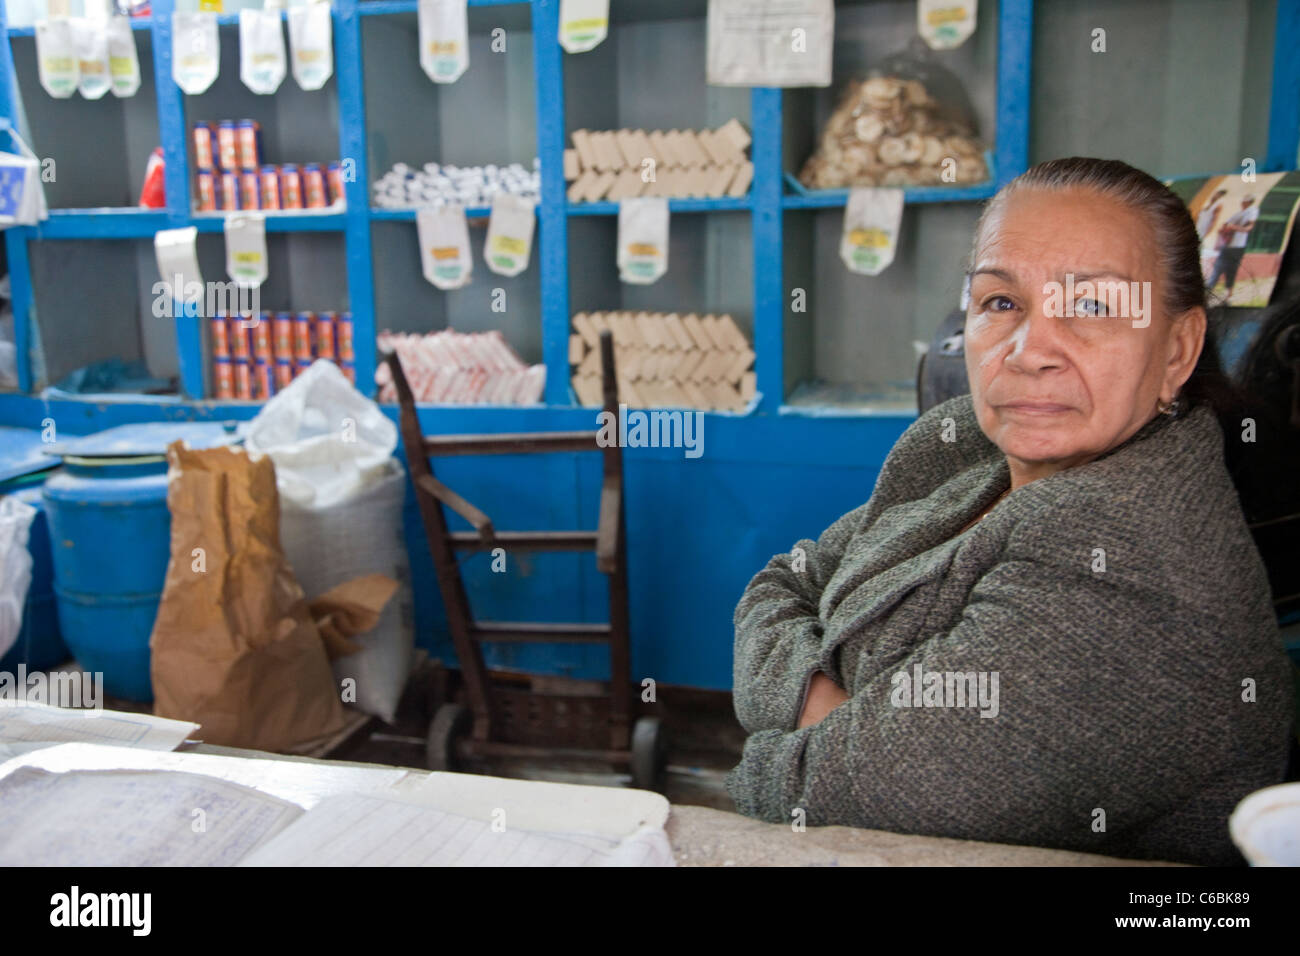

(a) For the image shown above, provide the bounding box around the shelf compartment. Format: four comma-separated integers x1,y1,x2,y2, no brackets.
780,202,977,414
8,29,161,210
363,3,537,207
782,0,1001,205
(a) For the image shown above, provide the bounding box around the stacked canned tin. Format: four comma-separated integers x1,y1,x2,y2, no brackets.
193,120,346,213
210,311,356,400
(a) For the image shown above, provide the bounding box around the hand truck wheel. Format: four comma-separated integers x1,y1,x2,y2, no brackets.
426,702,472,772
630,716,668,793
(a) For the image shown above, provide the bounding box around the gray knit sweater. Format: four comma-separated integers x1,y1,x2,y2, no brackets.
727,393,1294,866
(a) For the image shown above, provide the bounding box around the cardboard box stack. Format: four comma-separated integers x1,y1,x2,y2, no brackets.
570,311,756,412
564,119,754,202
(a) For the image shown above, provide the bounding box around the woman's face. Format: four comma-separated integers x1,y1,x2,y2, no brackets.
964,186,1205,480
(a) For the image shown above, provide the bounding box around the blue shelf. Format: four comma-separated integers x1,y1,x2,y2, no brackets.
567,196,753,215
372,206,510,220
359,0,528,13
190,210,348,233
34,209,172,240
6,18,152,37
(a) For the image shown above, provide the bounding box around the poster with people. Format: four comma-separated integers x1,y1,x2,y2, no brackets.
1165,171,1300,308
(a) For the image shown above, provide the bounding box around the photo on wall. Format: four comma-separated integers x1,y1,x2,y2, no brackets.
1165,171,1300,308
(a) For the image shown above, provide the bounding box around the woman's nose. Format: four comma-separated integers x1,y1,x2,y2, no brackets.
1004,301,1067,371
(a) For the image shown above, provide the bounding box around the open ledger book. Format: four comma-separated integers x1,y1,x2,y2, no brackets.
0,743,674,867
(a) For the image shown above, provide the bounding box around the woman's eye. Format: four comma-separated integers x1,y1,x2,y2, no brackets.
1075,298,1108,317
982,295,1016,312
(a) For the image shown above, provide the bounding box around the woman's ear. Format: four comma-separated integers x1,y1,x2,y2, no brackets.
1165,306,1207,397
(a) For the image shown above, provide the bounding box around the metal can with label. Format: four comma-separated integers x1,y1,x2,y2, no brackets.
193,122,214,171
234,358,253,400
252,313,273,362
210,316,230,358
260,166,281,211
216,120,238,171
196,171,216,212
326,162,345,205
219,171,240,211
254,359,275,400
280,164,303,210
239,170,260,210
229,319,252,360
302,163,327,209
214,358,234,399
274,360,294,389
236,119,261,170
314,311,336,360
293,312,316,361
294,359,313,380
272,312,294,361
336,311,354,361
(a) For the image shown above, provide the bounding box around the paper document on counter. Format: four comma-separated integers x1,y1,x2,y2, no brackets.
0,767,304,866
238,790,675,867
0,701,198,751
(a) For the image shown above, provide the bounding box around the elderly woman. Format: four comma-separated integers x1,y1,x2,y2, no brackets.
726,157,1295,866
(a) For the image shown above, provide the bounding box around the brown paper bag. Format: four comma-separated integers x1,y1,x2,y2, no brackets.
150,442,350,752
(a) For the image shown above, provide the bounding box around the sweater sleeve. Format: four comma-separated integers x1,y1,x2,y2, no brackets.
725,505,1244,852
730,499,873,735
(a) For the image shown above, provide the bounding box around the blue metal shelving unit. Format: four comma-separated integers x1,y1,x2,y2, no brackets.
0,0,1295,690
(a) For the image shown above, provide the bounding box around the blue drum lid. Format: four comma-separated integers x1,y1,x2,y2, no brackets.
0,426,58,484
44,422,244,461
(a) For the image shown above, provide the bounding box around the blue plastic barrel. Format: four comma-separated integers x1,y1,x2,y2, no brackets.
41,423,242,702
0,425,66,674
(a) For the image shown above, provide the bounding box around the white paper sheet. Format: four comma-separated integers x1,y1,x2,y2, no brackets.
237,790,675,867
0,767,304,866
0,701,198,751
0,742,411,809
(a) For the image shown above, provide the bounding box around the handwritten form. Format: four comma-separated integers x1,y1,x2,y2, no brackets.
0,767,304,866
0,701,198,751
238,791,675,867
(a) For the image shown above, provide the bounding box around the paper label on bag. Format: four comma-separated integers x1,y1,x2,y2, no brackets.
706,0,833,88
918,0,976,50
225,214,269,292
841,187,903,275
240,8,287,94
418,0,468,84
71,17,111,99
173,13,219,94
417,204,473,289
106,16,141,97
559,0,608,53
288,1,333,91
617,197,669,285
0,154,39,227
34,19,79,99
155,227,203,308
484,194,535,277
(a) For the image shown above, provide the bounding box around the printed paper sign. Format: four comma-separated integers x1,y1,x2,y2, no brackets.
34,19,79,98
706,0,833,88
240,8,287,95
173,12,220,95
840,187,904,275
418,0,469,84
617,197,669,285
288,1,334,91
155,227,203,307
484,194,535,276
417,204,473,289
225,214,269,289
559,0,609,53
106,16,141,97
918,0,977,50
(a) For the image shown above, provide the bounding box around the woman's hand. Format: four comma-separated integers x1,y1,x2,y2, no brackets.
797,671,850,728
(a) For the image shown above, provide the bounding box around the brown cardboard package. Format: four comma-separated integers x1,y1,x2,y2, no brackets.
150,442,394,753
